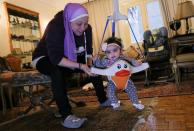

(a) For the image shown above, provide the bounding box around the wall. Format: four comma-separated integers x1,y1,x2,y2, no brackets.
191,0,194,33
0,0,65,56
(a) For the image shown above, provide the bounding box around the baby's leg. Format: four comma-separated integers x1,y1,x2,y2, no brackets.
125,79,144,110
125,79,139,104
107,81,120,109
107,81,118,103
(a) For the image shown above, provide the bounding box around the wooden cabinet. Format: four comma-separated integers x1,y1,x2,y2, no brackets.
4,2,41,68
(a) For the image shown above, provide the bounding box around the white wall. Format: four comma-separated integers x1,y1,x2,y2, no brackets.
0,0,65,56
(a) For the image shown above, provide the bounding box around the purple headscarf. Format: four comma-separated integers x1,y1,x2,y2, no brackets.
63,3,88,62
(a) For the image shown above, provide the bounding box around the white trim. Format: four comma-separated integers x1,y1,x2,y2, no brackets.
101,43,121,51
107,43,121,48
86,54,93,58
70,14,88,22
32,56,45,68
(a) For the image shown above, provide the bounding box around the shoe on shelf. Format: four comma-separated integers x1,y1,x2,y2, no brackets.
133,103,145,110
100,99,111,107
61,115,87,128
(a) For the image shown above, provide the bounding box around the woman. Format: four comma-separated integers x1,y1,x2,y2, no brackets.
32,3,110,128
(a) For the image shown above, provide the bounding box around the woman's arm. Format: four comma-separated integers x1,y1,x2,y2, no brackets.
86,55,93,67
85,25,94,67
59,57,92,75
45,12,92,75
45,12,65,65
58,57,80,69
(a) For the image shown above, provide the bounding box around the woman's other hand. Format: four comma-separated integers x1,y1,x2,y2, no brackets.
80,64,93,76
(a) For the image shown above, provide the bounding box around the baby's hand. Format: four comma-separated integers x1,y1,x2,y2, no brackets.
132,59,142,67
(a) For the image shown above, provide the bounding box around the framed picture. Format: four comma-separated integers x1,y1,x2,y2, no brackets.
4,2,41,67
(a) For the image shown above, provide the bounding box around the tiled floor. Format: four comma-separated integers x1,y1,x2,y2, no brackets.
142,95,194,131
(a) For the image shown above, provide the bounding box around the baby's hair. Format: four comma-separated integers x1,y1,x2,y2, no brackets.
105,37,123,48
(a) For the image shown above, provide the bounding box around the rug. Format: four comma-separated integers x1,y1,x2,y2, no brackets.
69,80,194,102
0,99,155,131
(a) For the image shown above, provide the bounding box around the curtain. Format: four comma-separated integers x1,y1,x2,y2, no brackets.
84,0,192,53
159,0,179,36
159,0,191,36
83,0,132,54
83,0,113,54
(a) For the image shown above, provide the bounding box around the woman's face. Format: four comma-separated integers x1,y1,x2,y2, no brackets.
71,16,89,36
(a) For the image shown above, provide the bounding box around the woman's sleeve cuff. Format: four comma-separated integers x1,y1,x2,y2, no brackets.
86,54,93,58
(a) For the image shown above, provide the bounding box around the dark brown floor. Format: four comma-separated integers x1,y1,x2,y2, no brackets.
0,76,194,130
1,94,194,131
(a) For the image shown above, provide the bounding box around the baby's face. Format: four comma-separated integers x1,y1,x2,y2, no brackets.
105,44,121,60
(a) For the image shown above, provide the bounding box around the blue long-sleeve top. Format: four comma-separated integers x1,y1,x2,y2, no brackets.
93,55,136,68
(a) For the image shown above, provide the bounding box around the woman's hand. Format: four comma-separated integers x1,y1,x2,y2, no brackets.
80,64,93,76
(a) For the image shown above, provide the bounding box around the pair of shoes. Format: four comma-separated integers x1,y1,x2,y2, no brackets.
111,100,121,110
133,103,145,110
61,115,87,128
100,99,111,107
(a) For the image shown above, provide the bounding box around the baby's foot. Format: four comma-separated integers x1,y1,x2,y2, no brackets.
133,103,144,110
111,101,121,110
